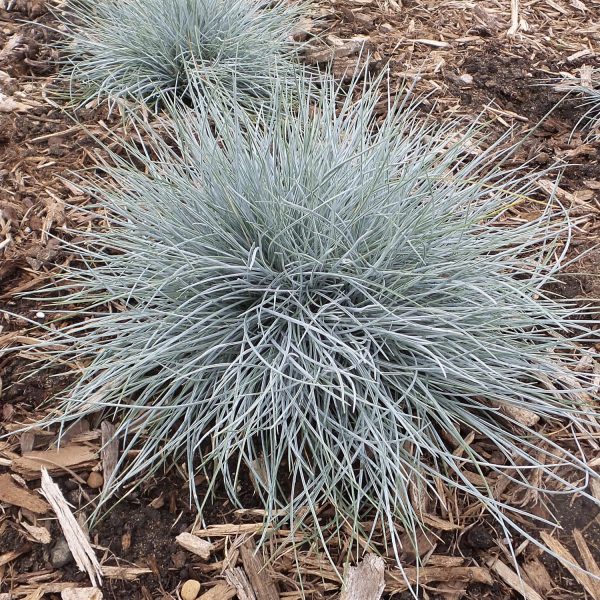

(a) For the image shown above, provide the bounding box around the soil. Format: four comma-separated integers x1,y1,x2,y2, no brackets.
1,0,600,599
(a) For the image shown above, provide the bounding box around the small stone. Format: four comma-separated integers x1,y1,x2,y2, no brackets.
35,312,45,319
459,73,474,85
50,536,73,568
87,471,104,489
180,579,201,600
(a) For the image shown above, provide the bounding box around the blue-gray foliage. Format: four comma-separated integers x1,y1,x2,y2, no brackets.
56,0,303,109
28,81,599,560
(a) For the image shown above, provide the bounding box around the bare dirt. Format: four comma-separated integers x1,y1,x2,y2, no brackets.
1,0,600,599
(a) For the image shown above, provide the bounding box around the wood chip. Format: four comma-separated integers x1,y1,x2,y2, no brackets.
573,529,600,594
239,539,279,600
192,523,276,537
224,567,256,600
0,473,50,514
541,531,600,600
100,421,118,489
409,38,450,48
499,404,540,427
176,533,215,560
305,37,370,62
0,544,31,567
40,469,102,587
0,92,30,113
21,523,52,545
386,566,492,593
15,583,76,596
61,589,103,600
180,579,201,600
0,34,23,62
522,555,553,595
197,583,237,600
487,558,544,600
421,514,461,531
101,566,152,581
12,446,98,480
340,554,385,600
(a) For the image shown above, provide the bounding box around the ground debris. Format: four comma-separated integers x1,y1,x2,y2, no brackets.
0,473,49,513
39,469,102,587
11,446,98,480
340,553,385,600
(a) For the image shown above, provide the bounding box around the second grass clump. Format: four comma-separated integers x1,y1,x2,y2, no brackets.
55,0,303,109
33,80,599,559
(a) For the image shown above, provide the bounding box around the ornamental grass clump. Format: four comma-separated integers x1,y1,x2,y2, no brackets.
54,0,303,109
27,81,599,562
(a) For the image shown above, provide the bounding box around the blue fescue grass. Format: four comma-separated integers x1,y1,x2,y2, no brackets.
53,0,305,110
14,77,600,573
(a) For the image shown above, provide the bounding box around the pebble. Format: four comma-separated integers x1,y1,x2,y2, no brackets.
50,536,73,568
87,471,104,489
180,579,201,600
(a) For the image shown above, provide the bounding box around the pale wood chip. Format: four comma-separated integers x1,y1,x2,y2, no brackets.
574,530,600,589
20,432,35,454
580,64,595,88
21,523,52,545
570,0,587,12
192,523,276,537
305,36,370,62
40,469,102,588
409,39,450,48
543,530,600,600
101,566,152,581
0,92,30,113
61,589,103,600
487,558,544,600
0,473,50,514
507,0,521,35
340,554,385,600
16,583,78,597
386,565,492,592
499,404,540,427
239,539,279,600
0,34,23,62
176,532,215,560
224,567,256,600
421,514,461,531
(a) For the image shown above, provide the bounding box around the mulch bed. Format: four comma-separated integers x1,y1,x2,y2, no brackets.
1,0,600,598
